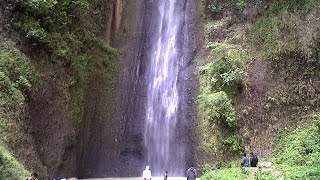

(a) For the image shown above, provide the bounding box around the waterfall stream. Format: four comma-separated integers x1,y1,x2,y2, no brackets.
144,0,186,176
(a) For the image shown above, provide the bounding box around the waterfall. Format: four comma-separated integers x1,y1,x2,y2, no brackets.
145,0,186,176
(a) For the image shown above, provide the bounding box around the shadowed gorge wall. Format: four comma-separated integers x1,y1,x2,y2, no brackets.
0,0,199,178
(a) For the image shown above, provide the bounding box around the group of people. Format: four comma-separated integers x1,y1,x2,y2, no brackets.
141,153,258,180
141,154,258,180
142,165,198,180
241,152,259,167
28,156,257,180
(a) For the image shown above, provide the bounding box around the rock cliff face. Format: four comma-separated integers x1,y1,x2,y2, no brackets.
0,0,199,178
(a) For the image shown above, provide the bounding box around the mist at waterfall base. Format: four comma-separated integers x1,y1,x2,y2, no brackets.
144,0,188,176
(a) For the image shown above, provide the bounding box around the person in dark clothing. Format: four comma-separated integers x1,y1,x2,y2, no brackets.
26,172,38,180
250,152,259,167
241,153,249,167
164,171,168,180
187,165,197,180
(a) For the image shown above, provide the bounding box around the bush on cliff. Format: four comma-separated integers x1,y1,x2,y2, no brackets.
0,145,29,180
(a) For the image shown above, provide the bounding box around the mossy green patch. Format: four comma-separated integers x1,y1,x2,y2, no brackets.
0,145,29,180
0,35,37,128
250,0,320,58
4,0,120,125
204,0,247,17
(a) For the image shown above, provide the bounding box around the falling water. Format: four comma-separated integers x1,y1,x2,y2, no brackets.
145,0,186,176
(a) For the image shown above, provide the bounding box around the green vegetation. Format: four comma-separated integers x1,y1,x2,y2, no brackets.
202,42,246,96
223,135,242,152
254,170,278,180
0,36,36,141
0,36,36,118
198,0,320,178
274,114,320,166
205,0,247,16
1,0,120,178
1,0,120,124
201,168,246,180
200,112,320,179
0,36,37,179
250,0,320,58
198,91,237,127
272,114,320,179
197,42,246,155
0,145,29,180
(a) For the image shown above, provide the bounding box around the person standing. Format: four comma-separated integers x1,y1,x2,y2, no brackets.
164,171,168,180
187,165,197,180
241,153,250,167
143,166,152,180
250,152,259,167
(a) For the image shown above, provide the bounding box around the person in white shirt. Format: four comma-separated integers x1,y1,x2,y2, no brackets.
143,165,152,180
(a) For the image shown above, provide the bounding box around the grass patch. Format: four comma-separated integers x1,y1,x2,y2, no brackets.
274,114,320,166
254,170,279,180
272,113,320,179
201,168,246,180
279,166,320,180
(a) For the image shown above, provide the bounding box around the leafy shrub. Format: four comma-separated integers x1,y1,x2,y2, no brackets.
198,91,237,127
21,0,89,29
199,42,246,96
198,42,245,128
197,42,245,156
223,135,242,151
